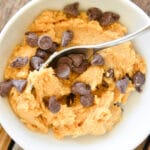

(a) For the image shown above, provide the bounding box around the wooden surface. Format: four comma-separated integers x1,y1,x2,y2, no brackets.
0,0,149,150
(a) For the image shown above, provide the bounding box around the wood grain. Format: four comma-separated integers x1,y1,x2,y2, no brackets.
0,0,149,150
0,0,29,31
0,126,11,150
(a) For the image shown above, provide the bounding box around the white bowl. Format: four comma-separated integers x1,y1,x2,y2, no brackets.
0,0,150,150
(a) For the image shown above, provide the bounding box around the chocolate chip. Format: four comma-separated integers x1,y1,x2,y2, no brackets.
48,42,59,53
105,68,114,78
71,82,91,96
35,48,49,60
116,77,129,93
87,7,102,21
100,11,120,26
30,56,44,70
102,80,109,88
61,30,74,47
72,60,89,74
25,32,38,47
57,57,73,67
12,79,27,93
48,96,61,113
56,64,71,79
63,2,79,17
38,35,52,50
91,53,104,65
133,71,145,87
80,94,94,107
0,80,13,97
133,71,145,92
135,86,142,93
10,57,28,68
68,54,84,67
66,93,75,107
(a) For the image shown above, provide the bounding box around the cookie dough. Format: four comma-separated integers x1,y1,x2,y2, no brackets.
2,7,146,139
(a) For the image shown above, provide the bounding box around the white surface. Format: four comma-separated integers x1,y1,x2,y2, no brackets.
0,0,150,150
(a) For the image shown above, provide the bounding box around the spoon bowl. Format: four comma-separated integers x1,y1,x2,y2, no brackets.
41,23,150,69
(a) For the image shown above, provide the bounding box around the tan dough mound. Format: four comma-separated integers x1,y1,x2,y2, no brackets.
5,10,146,139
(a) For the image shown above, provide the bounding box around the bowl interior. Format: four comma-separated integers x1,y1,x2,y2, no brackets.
0,0,150,150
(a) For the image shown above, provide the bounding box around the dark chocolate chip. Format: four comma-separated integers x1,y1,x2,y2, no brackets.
68,54,84,67
133,71,145,88
105,68,114,78
30,56,44,70
25,32,38,47
48,96,61,113
80,94,94,107
100,11,120,26
12,79,27,93
71,82,91,96
63,2,79,17
56,64,71,79
116,77,129,93
35,48,49,60
38,35,52,50
72,60,89,74
61,30,74,47
0,80,13,97
66,93,75,107
48,42,59,53
10,57,28,68
135,86,142,93
102,80,109,88
91,53,104,65
87,7,102,21
57,57,73,67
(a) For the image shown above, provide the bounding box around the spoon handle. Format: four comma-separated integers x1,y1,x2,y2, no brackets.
41,24,150,69
93,23,150,51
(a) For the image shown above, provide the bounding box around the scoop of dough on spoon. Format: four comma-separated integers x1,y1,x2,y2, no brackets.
40,24,150,70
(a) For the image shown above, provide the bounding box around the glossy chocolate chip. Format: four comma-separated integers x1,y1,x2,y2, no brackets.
68,54,84,67
87,7,102,21
12,79,27,93
48,96,61,113
57,57,73,67
0,80,13,97
116,77,129,93
35,48,49,60
66,93,75,107
30,56,44,70
100,11,120,26
80,94,94,107
38,35,52,50
133,71,145,87
25,32,38,47
61,30,74,47
91,53,104,65
63,2,79,17
72,60,89,74
71,82,91,96
48,42,59,53
105,68,114,78
56,64,71,79
133,71,145,92
10,57,28,68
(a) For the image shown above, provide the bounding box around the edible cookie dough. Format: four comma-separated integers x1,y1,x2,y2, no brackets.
0,3,146,139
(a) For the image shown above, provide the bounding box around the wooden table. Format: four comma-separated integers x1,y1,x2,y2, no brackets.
0,0,150,149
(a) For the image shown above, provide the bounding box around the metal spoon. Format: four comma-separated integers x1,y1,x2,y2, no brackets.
40,24,150,69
